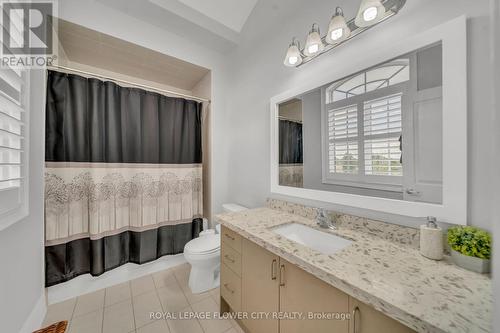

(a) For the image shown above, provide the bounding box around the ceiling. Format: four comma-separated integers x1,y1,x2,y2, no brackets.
96,0,259,52
173,0,258,33
55,19,210,91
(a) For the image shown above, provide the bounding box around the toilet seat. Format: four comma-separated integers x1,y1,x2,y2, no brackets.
184,234,220,255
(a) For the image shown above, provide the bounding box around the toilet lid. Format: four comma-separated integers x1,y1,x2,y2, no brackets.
184,234,220,254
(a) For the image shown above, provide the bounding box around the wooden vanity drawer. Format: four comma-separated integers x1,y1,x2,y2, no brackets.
221,262,241,311
221,226,242,253
222,242,242,276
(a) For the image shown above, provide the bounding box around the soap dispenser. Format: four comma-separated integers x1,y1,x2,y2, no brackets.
419,216,443,260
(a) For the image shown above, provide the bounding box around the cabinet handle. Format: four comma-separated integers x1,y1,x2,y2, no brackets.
223,283,235,294
224,254,235,263
352,306,360,333
279,264,285,287
224,233,235,241
271,259,277,280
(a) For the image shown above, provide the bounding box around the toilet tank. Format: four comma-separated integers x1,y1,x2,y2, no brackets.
222,203,248,213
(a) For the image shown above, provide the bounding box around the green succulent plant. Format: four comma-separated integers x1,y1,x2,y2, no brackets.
447,226,492,259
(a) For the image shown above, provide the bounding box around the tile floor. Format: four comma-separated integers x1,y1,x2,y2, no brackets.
42,263,244,333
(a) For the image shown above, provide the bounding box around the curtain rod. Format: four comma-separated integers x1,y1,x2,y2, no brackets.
47,65,211,103
278,116,303,123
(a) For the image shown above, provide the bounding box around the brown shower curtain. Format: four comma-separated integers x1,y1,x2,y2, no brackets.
44,70,203,286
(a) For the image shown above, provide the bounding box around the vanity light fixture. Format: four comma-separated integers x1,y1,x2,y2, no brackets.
326,7,351,44
283,0,406,68
283,38,303,67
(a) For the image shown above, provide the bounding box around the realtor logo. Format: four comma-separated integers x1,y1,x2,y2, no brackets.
2,1,52,54
1,0,56,68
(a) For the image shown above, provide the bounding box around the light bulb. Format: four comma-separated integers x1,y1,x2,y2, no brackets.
288,56,298,65
330,28,343,41
308,44,319,54
363,7,378,21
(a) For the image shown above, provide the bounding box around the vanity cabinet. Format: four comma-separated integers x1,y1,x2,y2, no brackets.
241,238,280,333
220,230,415,333
349,298,416,333
279,258,349,333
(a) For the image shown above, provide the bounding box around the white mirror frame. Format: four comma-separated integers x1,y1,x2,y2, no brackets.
270,16,467,224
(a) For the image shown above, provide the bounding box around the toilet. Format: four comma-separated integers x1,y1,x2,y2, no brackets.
184,203,248,294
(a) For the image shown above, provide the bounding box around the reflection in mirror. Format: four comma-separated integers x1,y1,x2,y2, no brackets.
278,42,443,204
279,99,304,188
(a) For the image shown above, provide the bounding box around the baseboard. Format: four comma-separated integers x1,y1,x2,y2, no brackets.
47,253,187,304
20,292,47,333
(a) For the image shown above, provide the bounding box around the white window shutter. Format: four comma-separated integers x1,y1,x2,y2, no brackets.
363,93,402,176
327,105,358,174
0,64,28,228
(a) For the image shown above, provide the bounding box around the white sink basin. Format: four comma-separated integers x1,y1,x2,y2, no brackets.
272,223,352,255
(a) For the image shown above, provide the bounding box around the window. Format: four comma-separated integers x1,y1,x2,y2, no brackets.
0,64,28,230
323,62,407,191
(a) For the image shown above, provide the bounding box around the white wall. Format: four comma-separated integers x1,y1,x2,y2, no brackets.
0,69,46,333
225,0,493,230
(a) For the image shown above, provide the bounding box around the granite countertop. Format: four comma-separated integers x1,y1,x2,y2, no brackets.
216,207,492,333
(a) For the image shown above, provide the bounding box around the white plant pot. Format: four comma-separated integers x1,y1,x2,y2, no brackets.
450,249,490,274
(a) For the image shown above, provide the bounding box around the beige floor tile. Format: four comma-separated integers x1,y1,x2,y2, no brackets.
105,281,131,307
102,299,135,333
175,263,219,306
73,289,105,317
210,287,221,305
191,297,232,333
131,275,156,297
166,306,203,333
42,297,77,327
133,290,163,329
136,319,170,333
157,281,189,312
222,328,238,333
180,284,212,305
172,264,190,281
152,269,177,289
230,319,245,333
68,308,103,333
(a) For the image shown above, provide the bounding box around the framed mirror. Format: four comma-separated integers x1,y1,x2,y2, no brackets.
270,17,467,224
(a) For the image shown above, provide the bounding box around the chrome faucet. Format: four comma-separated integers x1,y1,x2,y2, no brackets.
316,208,336,230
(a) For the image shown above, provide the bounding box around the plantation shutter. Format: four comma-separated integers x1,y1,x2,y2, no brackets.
0,62,27,223
363,93,402,176
327,105,358,174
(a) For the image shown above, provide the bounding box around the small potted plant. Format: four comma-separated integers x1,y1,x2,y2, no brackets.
447,226,492,273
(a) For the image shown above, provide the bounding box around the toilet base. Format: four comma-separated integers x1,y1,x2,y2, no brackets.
188,264,220,294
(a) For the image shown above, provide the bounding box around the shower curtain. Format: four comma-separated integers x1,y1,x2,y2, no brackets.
44,70,203,286
279,120,303,188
